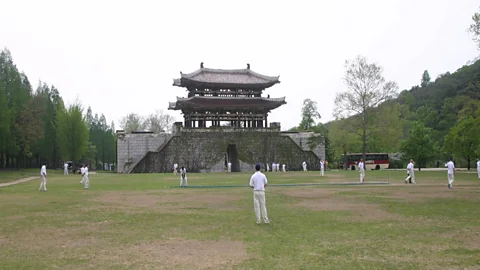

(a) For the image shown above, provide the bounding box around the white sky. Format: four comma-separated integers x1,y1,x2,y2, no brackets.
1,0,478,130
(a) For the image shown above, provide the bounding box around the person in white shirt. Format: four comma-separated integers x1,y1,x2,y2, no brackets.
249,164,270,224
173,163,178,176
180,166,188,187
358,159,365,183
39,162,48,192
320,160,325,176
227,162,232,172
83,164,89,189
477,159,480,180
266,163,270,172
79,165,85,184
404,159,416,184
282,164,286,172
64,162,69,175
302,161,307,172
445,159,455,189
271,162,275,172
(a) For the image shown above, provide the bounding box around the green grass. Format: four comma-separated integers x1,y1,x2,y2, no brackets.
1,170,479,269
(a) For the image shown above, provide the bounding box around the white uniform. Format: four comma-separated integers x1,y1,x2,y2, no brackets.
83,166,89,189
249,171,270,224
405,162,415,184
266,163,270,172
64,163,69,175
358,161,365,182
180,168,188,187
477,160,480,180
39,165,47,191
282,164,286,172
173,163,178,175
445,161,455,188
79,167,85,184
302,161,307,171
227,162,232,172
320,161,324,176
271,163,275,172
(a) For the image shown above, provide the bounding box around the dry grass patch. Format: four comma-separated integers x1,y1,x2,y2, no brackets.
374,186,480,202
282,188,397,221
94,239,248,269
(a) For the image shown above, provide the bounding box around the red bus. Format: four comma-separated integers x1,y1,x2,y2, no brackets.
340,153,390,170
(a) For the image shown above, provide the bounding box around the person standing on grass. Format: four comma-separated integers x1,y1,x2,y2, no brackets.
227,162,232,172
80,164,85,184
445,158,455,189
405,159,416,184
358,159,365,183
477,158,480,180
83,164,89,190
39,162,48,192
173,163,178,176
180,166,188,187
64,162,69,175
249,164,270,224
302,161,307,171
282,164,286,172
320,160,325,176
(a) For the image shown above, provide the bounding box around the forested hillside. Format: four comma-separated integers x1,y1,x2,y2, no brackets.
0,49,116,170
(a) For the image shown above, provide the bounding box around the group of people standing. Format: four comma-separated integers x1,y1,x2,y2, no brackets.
173,163,188,187
39,162,90,192
266,162,285,172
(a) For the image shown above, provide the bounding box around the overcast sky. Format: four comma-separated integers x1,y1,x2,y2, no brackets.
1,0,479,130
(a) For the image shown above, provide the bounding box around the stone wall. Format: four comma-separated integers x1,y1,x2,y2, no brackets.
116,131,172,173
130,127,324,173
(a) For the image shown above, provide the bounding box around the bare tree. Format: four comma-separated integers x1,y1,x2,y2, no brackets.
334,55,399,160
468,7,480,50
120,113,145,133
144,110,175,133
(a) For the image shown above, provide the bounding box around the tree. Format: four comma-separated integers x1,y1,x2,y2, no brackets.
120,113,145,133
299,99,321,130
57,101,89,163
400,122,436,171
444,116,479,170
144,110,175,133
421,70,431,87
468,6,480,50
329,118,361,169
334,55,399,160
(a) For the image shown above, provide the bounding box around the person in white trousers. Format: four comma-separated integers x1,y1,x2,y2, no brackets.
358,159,365,183
405,159,416,184
320,160,325,176
64,162,69,175
282,164,286,172
83,164,89,189
227,162,232,172
477,159,480,180
302,161,307,171
250,164,270,224
79,165,85,184
173,163,178,176
39,162,48,191
180,166,188,187
445,159,455,189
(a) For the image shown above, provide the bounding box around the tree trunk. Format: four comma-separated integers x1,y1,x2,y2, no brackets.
362,113,367,161
467,157,471,170
343,150,348,170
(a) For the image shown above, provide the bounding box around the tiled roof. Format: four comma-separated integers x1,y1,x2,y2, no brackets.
172,65,280,88
168,96,286,110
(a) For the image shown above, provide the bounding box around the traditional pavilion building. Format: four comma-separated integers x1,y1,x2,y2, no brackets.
168,62,286,128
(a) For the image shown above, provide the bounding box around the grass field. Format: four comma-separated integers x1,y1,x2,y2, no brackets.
1,169,479,269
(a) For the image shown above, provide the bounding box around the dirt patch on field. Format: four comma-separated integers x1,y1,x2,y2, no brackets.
97,239,248,269
282,188,396,221
91,191,241,212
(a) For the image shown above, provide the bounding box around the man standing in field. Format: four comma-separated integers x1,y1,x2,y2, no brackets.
266,163,270,172
79,164,85,184
39,162,48,192
64,162,69,175
173,163,178,176
282,164,286,172
405,159,416,184
83,164,89,190
320,160,325,176
227,162,232,172
302,161,307,171
358,159,365,183
477,158,480,180
180,166,188,187
445,159,455,189
249,164,270,224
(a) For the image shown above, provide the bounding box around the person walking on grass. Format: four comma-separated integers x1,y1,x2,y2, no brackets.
445,158,455,189
180,166,188,187
79,164,85,184
405,159,416,184
249,164,270,224
477,158,480,180
358,159,365,183
83,164,89,190
64,162,69,175
39,162,48,192
320,160,325,176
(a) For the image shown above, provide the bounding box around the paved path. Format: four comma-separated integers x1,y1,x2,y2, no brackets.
0,176,39,188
